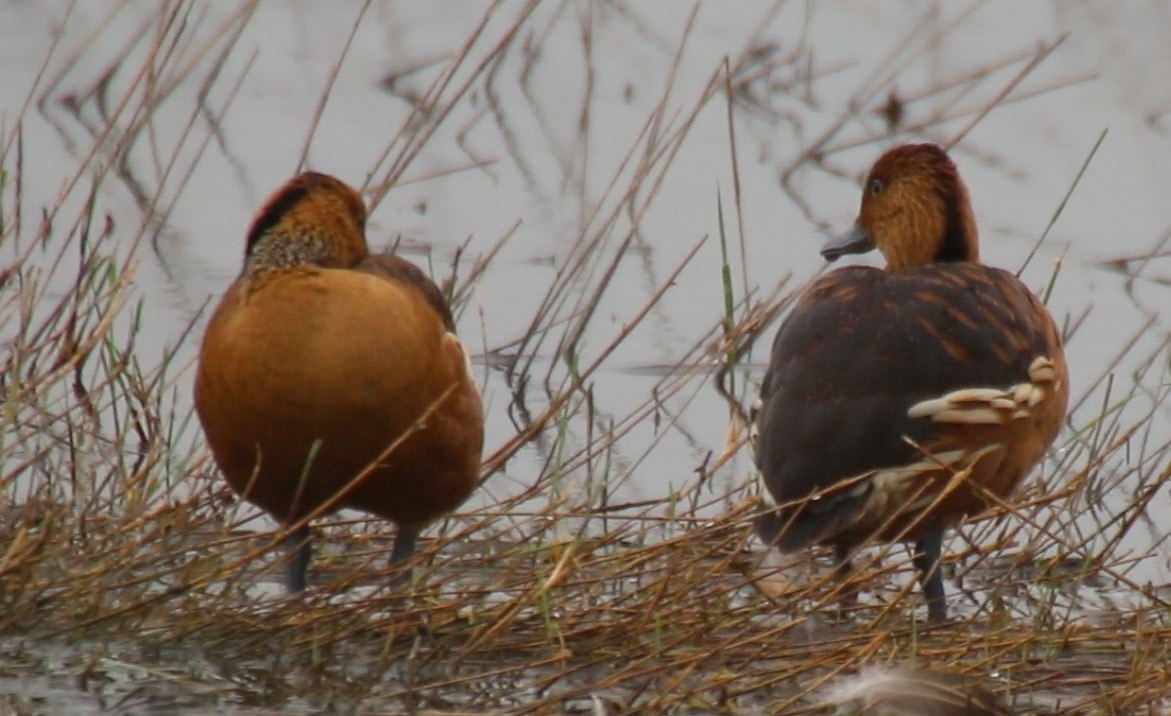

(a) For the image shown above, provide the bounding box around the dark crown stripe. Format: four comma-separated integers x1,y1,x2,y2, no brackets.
930,153,974,263
935,195,970,262
244,173,332,256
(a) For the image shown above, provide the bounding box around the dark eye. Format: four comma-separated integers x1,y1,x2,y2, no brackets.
869,178,884,196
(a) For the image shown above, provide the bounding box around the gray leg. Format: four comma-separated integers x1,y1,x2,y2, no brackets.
833,543,858,612
833,543,853,576
389,525,419,586
285,525,311,593
913,529,947,621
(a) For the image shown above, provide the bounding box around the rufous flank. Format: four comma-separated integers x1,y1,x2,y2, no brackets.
194,172,484,592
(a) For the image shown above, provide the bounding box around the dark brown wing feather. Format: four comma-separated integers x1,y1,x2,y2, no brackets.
357,254,455,330
754,262,1060,550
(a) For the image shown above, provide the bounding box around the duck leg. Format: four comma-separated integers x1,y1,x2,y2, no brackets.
912,529,947,621
389,525,419,586
832,544,859,614
285,525,312,592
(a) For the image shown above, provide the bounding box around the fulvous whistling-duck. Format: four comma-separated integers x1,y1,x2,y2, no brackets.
194,172,484,592
823,665,1017,715
752,143,1068,620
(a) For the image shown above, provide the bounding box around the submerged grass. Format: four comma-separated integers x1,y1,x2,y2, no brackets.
0,2,1169,714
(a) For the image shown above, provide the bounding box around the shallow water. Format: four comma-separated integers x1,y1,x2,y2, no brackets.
2,0,1170,711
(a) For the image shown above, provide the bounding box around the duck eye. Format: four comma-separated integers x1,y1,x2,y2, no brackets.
869,178,884,196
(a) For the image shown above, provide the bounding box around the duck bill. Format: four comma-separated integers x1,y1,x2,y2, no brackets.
821,223,875,262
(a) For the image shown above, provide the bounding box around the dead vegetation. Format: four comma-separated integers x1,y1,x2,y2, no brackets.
0,1,1169,713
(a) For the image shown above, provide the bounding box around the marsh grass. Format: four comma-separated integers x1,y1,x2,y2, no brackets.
0,2,1169,714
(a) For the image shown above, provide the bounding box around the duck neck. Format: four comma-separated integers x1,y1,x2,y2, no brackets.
933,173,979,263
933,206,978,263
244,231,335,279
